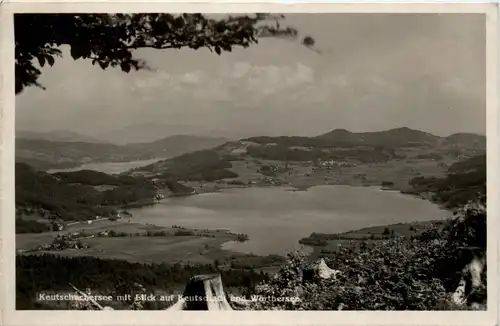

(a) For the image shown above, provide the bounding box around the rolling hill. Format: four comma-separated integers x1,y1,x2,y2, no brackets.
315,127,442,147
247,127,485,150
15,135,228,171
235,128,484,163
15,162,197,222
96,123,239,144
16,130,108,144
444,133,487,149
15,162,159,221
243,127,444,148
124,135,229,158
129,127,485,188
404,154,486,208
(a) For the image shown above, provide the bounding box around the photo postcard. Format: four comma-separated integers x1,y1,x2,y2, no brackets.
0,2,498,326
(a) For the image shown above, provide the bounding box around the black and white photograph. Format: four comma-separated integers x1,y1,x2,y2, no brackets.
1,4,497,321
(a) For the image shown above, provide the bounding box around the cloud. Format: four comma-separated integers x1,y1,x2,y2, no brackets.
229,62,253,79
285,63,314,87
16,14,485,138
180,71,204,84
131,62,317,100
244,63,315,95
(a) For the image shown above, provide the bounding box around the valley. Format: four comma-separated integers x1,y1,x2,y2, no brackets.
15,127,487,310
16,127,485,245
15,134,229,171
126,127,485,209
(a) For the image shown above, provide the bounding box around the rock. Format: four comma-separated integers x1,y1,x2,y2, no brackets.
451,278,467,305
468,253,486,289
316,258,341,280
451,251,486,307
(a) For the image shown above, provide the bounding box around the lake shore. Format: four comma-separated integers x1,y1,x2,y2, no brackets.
17,158,454,270
126,185,449,257
17,213,449,275
301,219,450,259
16,218,286,271
156,156,449,200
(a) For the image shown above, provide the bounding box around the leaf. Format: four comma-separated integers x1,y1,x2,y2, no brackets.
120,61,131,73
49,48,62,56
46,55,55,67
302,36,315,47
70,46,83,60
98,60,109,70
173,16,185,28
37,54,46,67
16,13,307,94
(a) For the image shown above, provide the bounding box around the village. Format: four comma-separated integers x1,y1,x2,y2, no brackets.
49,210,134,232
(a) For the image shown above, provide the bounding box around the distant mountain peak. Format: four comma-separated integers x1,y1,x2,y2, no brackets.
16,130,108,144
329,128,352,133
393,126,412,130
386,127,426,133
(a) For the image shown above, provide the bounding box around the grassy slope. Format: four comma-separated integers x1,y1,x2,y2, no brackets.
131,128,484,192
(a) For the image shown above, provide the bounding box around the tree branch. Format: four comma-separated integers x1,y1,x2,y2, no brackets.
14,13,310,94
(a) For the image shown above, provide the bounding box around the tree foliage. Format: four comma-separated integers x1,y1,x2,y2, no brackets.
405,154,486,209
15,162,157,221
15,13,302,94
16,254,269,310
248,196,487,311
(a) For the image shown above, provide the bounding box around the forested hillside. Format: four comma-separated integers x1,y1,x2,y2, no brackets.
15,163,157,221
404,154,486,209
16,135,228,170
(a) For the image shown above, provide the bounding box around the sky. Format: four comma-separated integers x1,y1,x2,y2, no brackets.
15,13,486,142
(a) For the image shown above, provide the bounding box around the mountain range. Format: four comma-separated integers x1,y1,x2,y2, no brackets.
16,130,109,144
15,135,229,171
94,123,242,144
15,127,485,171
131,127,485,183
245,127,485,149
15,127,487,223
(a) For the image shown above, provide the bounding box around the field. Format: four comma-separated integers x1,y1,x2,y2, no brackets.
172,157,449,196
15,154,455,268
26,237,237,264
16,147,485,295
17,219,250,264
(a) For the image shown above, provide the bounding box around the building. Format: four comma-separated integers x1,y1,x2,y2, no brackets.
51,221,64,231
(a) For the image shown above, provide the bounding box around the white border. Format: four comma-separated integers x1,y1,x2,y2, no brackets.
0,3,498,326
1,0,499,3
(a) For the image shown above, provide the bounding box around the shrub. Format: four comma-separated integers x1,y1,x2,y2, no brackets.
249,197,487,310
174,230,195,236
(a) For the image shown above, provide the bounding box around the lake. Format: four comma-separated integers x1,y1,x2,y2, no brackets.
129,185,450,256
47,158,164,174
